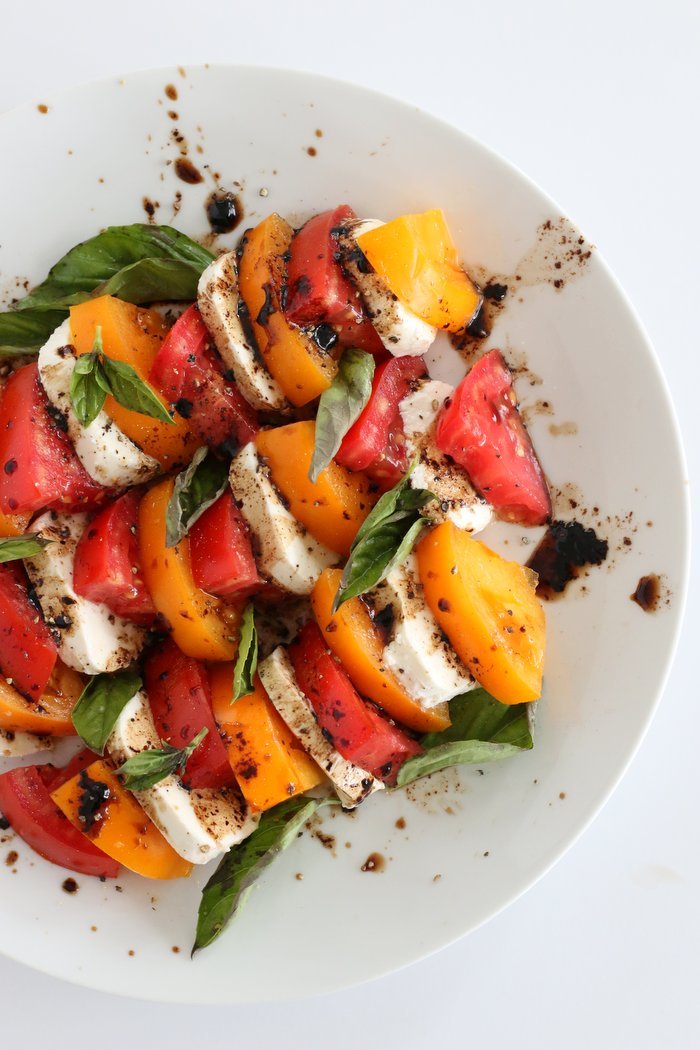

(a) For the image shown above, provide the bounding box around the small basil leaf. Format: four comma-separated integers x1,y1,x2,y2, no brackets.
232,604,258,701
116,727,208,791
0,535,54,563
165,447,229,547
71,670,143,755
0,308,67,358
100,354,174,425
69,351,106,427
309,350,375,483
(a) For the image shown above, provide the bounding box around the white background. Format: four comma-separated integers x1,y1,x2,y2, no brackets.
1,1,698,1046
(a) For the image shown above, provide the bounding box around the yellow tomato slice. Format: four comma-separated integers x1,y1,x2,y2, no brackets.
0,510,30,537
0,660,84,735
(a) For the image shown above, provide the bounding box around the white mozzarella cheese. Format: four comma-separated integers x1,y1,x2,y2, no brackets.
24,512,146,675
400,379,493,533
0,728,54,758
258,647,382,809
107,692,259,865
229,442,338,596
338,220,437,357
198,252,292,414
369,553,476,708
38,319,160,489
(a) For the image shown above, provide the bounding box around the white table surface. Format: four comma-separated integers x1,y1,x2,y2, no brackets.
1,1,697,1046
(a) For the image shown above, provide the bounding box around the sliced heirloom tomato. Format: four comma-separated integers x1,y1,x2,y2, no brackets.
238,214,337,406
0,509,31,537
311,568,450,733
189,489,262,600
73,491,156,624
52,759,192,880
138,477,240,661
144,639,236,790
436,349,551,526
150,304,259,451
0,659,84,735
0,363,107,515
416,521,545,704
256,421,376,557
288,621,421,784
210,664,323,811
0,563,58,700
285,205,385,354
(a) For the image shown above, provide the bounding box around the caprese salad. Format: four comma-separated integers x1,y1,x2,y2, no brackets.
0,206,550,951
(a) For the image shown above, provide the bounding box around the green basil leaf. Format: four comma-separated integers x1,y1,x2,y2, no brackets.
100,354,175,425
116,727,208,792
71,670,143,755
193,796,331,953
0,308,67,358
309,350,375,483
396,690,535,787
69,350,106,427
165,447,229,547
232,604,258,701
0,535,53,563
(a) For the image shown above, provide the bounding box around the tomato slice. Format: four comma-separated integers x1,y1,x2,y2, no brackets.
285,205,385,354
436,349,551,526
0,659,84,735
189,489,262,600
40,748,97,794
144,639,237,790
288,621,421,783
336,355,427,486
0,764,119,878
150,304,259,451
0,363,107,515
73,491,156,624
0,563,57,700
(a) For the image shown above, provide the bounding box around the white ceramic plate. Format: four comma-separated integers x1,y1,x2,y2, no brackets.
0,66,689,1004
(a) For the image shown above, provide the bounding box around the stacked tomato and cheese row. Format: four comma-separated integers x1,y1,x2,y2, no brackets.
0,205,550,883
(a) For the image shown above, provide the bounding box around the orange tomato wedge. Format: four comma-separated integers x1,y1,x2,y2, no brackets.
138,478,240,662
356,209,481,332
0,660,84,735
255,421,375,557
238,214,337,406
311,568,450,733
416,522,545,704
210,665,323,811
0,509,30,537
52,760,192,880
70,296,201,468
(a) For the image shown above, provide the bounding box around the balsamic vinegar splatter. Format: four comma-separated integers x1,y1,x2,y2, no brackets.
631,574,661,612
205,191,243,234
527,520,608,599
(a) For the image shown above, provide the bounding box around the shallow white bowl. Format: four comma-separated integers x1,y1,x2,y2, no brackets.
0,65,689,1004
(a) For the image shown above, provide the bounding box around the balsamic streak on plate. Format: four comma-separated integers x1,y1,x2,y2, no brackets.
527,520,608,599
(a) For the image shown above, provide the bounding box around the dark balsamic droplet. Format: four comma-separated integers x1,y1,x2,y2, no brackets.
631,574,661,612
174,158,203,184
313,324,338,352
483,282,508,302
205,192,243,234
527,520,608,599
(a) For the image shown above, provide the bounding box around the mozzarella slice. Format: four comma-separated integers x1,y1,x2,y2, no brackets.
258,647,382,808
229,443,338,596
198,252,292,414
0,728,54,758
369,553,476,708
107,692,259,865
400,378,493,533
24,512,146,675
338,220,437,357
38,319,160,489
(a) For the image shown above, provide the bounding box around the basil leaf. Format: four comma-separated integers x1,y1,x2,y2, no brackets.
232,604,258,701
70,350,107,427
71,670,143,755
0,309,67,358
116,727,208,791
309,350,375,483
396,689,535,787
0,535,53,563
100,354,174,425
193,795,330,953
165,447,229,547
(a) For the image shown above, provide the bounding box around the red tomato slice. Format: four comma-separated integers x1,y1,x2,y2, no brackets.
285,205,385,354
288,621,421,784
0,363,107,515
73,491,156,625
144,639,237,790
336,355,427,487
436,349,552,526
0,564,57,700
0,764,119,878
150,304,259,451
189,489,262,600
40,748,98,794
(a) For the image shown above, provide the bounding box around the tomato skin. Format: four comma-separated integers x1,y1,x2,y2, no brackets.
40,748,97,794
144,639,237,790
436,349,551,526
189,490,262,600
0,764,119,878
0,363,107,515
288,621,421,783
285,206,385,355
73,491,156,624
0,564,58,701
150,304,259,450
